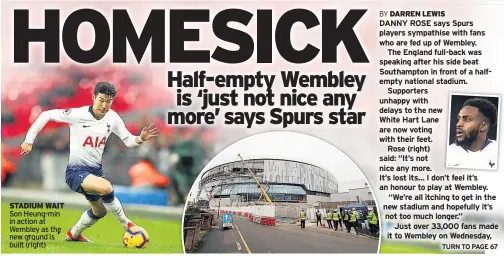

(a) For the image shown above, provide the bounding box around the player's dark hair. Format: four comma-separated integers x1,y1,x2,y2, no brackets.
463,98,498,127
94,82,116,98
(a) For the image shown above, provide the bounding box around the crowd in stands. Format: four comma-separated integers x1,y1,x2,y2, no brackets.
1,65,216,206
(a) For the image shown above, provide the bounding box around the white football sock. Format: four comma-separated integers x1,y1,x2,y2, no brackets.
71,209,100,237
103,196,131,229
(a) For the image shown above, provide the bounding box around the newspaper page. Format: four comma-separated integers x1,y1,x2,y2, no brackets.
1,0,502,255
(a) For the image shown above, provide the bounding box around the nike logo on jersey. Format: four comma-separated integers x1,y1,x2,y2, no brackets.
83,125,91,128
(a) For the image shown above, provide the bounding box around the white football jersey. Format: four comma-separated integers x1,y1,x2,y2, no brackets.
24,106,140,173
446,139,498,170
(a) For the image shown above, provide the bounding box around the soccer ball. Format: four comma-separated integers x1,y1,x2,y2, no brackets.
123,226,150,249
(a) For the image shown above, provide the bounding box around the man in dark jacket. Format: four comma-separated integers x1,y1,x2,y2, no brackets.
316,210,322,226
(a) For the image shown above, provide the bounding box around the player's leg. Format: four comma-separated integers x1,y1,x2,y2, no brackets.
66,197,106,242
65,170,105,242
81,174,135,229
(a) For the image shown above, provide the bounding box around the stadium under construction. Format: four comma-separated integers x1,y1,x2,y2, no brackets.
195,155,339,208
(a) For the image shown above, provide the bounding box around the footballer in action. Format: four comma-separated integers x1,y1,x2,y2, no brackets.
20,82,159,242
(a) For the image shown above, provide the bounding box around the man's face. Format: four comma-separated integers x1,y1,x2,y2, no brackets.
455,106,486,146
92,93,114,115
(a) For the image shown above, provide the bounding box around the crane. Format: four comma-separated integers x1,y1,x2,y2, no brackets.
238,153,274,205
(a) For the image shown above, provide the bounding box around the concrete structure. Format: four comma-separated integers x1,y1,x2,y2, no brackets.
338,180,369,193
193,159,377,228
331,187,375,206
197,158,338,206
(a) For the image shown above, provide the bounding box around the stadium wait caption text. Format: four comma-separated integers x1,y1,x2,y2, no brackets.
8,203,65,250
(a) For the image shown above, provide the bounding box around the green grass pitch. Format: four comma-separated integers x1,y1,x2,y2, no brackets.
1,202,183,253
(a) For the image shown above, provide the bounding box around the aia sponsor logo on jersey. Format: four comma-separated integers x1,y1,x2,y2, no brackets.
83,136,106,148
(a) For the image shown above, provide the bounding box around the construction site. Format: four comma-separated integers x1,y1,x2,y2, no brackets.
183,153,380,254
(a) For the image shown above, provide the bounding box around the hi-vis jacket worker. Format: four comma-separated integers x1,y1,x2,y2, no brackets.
326,210,333,228
332,210,342,231
347,208,359,234
343,210,350,228
300,210,306,229
1,144,16,186
128,158,169,188
367,209,378,236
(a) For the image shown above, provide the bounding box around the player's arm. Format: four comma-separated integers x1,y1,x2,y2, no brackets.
113,115,159,148
21,108,79,155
